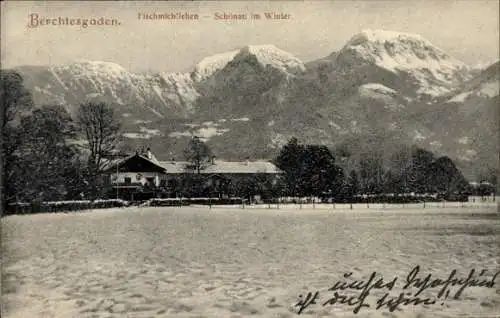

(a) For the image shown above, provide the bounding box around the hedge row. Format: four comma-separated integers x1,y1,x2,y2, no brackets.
262,194,466,204
145,197,244,207
6,199,129,215
4,194,470,215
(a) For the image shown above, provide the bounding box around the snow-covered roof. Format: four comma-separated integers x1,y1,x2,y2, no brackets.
101,154,281,174
158,160,282,174
156,161,188,174
100,157,129,171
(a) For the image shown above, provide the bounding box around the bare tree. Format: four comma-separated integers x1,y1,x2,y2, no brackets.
183,136,213,174
76,101,120,196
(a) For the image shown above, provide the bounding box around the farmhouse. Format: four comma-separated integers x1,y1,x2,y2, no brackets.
100,149,282,200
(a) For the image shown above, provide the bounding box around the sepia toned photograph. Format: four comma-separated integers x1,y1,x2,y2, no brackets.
1,1,499,317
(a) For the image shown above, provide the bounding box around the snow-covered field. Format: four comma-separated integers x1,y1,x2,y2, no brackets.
2,205,499,318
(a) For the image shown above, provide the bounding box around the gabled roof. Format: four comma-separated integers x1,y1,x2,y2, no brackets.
101,154,167,173
100,156,130,171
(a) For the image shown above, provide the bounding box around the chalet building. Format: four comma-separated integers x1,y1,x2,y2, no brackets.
100,149,282,200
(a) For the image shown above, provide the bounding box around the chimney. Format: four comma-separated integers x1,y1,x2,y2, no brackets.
146,147,152,159
211,156,216,165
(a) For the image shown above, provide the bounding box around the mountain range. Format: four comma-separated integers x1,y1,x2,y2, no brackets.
10,29,499,181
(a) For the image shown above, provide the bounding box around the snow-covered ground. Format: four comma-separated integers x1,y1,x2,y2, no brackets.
2,205,499,318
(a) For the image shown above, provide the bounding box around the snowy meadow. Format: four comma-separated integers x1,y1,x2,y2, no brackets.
2,204,499,318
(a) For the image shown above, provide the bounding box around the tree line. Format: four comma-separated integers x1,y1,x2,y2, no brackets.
273,137,475,200
1,70,121,210
178,136,479,202
0,70,494,212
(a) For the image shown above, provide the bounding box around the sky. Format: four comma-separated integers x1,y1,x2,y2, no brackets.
1,0,499,73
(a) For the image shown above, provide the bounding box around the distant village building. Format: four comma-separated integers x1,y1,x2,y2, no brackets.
100,149,282,200
467,181,497,203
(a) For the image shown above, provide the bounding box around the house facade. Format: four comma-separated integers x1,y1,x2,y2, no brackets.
101,150,283,200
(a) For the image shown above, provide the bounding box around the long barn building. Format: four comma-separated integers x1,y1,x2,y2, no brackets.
100,149,282,200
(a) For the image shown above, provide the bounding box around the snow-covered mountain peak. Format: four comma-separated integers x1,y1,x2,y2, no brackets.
344,29,467,69
341,29,471,97
241,44,280,53
348,29,429,46
60,60,128,73
191,45,305,81
237,44,306,74
53,60,131,82
192,50,240,81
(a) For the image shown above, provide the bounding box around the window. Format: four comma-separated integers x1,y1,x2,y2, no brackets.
146,177,155,186
124,177,131,184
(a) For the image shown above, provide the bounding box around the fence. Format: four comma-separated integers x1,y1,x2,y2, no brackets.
145,197,243,207
4,196,498,215
212,201,498,210
4,197,244,215
5,199,129,215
